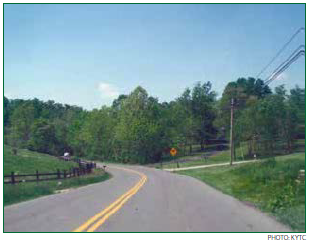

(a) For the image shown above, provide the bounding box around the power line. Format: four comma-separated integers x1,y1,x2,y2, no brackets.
255,27,305,80
264,45,305,84
265,50,305,85
265,49,305,85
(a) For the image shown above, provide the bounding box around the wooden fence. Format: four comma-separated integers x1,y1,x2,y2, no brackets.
4,162,97,185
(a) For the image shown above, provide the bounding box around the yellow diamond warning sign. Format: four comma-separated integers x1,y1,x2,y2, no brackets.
170,148,177,156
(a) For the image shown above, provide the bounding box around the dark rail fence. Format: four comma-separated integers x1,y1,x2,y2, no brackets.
4,161,97,185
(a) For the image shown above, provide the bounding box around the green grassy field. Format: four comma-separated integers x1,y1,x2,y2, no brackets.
3,145,79,175
160,139,305,169
160,150,231,169
178,153,305,231
4,145,111,206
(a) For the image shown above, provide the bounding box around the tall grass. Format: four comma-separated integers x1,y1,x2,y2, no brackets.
179,153,305,231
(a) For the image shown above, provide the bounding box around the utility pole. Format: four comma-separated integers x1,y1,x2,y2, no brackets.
230,98,234,165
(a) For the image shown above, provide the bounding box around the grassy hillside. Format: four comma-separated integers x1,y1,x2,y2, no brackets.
4,145,78,175
4,145,110,206
178,153,305,231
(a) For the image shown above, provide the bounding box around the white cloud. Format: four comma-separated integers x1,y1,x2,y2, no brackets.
97,82,119,100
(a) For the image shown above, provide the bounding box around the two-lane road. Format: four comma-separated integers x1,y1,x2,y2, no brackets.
4,164,291,232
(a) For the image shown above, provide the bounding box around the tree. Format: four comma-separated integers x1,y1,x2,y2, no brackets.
28,118,59,155
173,87,195,154
237,85,299,157
3,82,303,164
77,107,115,160
215,77,272,158
113,86,166,163
289,86,305,139
9,102,35,148
191,81,217,150
4,96,9,127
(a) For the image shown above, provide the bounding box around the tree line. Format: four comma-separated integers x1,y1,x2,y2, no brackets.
4,78,305,164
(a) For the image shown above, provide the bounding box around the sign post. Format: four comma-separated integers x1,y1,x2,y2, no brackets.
170,148,178,168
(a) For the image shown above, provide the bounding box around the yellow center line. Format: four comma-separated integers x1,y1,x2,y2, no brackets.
73,166,147,232
87,176,147,232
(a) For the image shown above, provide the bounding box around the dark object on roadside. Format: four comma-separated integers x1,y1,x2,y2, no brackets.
12,148,17,155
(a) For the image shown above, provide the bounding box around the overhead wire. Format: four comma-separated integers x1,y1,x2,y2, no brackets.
255,27,305,80
264,44,305,83
264,48,305,85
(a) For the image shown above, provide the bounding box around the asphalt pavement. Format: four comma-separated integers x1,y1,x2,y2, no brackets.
4,164,291,232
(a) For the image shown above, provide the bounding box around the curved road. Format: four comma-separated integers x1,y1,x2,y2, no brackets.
4,164,291,232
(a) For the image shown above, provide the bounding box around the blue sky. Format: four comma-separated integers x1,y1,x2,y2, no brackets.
4,4,305,110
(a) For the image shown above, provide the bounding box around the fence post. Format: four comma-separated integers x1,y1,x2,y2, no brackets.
11,171,15,184
63,170,67,179
36,170,39,182
57,169,61,179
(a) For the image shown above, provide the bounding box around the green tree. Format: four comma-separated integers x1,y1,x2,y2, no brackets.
28,118,59,155
9,102,35,148
289,86,305,139
113,86,166,163
237,85,299,157
215,77,272,158
191,81,217,150
78,107,115,160
4,96,9,127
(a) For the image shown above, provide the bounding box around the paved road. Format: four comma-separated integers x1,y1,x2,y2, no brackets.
4,164,291,232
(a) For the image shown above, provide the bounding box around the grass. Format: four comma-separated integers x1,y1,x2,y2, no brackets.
159,149,232,169
4,145,111,206
4,169,111,206
157,142,250,169
160,140,305,170
4,145,78,175
178,153,305,231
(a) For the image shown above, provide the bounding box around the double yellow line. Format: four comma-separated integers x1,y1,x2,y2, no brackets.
73,166,147,232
